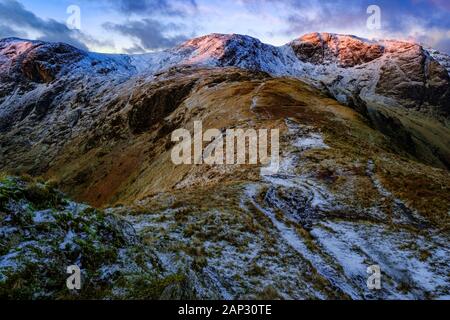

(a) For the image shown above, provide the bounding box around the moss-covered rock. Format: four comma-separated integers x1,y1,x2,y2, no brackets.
0,176,193,300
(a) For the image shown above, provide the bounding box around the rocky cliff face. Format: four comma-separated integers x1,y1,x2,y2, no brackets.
0,34,449,300
290,33,385,67
288,33,450,120
1,34,449,121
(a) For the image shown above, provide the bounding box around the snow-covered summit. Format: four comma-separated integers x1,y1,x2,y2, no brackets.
174,33,287,71
0,33,448,119
0,37,138,84
127,33,294,75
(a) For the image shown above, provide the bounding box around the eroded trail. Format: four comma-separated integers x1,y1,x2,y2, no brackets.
240,120,363,298
239,120,450,299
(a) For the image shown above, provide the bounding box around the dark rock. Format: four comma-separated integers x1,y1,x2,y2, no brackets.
375,44,450,116
127,80,196,134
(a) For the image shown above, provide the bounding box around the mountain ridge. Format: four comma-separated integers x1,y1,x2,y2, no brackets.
1,32,449,173
1,33,449,300
2,32,449,118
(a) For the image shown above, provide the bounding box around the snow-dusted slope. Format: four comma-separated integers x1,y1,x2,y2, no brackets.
1,33,448,121
129,34,297,76
0,37,136,79
427,48,450,76
0,37,136,133
126,33,450,118
0,33,449,177
0,40,449,299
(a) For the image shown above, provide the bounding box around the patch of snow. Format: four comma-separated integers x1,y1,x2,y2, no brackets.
243,184,361,298
0,226,17,237
293,133,329,151
32,210,56,224
0,251,20,270
65,202,89,214
312,221,450,299
59,230,78,251
427,48,450,76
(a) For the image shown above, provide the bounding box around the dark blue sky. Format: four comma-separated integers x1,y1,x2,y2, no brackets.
0,0,448,53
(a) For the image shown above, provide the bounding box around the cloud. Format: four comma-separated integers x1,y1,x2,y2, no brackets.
109,0,197,16
435,37,450,53
239,0,450,53
0,0,447,54
104,19,188,51
427,0,450,11
0,0,97,50
237,0,373,37
99,0,198,52
0,24,25,39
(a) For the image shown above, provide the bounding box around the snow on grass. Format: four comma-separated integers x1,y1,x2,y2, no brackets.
0,251,21,271
366,160,426,226
251,116,449,299
58,230,78,251
32,210,56,224
293,133,329,151
125,209,180,233
261,119,335,212
243,184,361,298
312,221,450,299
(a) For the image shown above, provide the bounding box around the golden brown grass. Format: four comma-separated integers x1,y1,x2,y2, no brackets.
15,67,444,232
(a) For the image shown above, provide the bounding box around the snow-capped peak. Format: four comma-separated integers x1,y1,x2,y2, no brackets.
1,33,448,119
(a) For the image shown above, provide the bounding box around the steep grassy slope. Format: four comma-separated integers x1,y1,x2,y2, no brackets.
28,68,447,213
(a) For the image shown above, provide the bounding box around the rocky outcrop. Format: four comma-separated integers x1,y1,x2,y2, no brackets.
0,38,85,84
0,175,199,299
290,32,385,67
375,42,450,115
287,34,450,119
127,79,196,134
20,43,85,83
